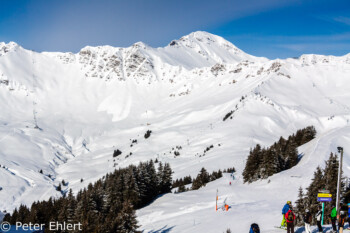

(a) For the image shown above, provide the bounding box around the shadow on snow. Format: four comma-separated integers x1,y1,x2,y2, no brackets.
143,225,175,233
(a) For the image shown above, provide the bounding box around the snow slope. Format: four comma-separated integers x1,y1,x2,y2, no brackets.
138,128,350,232
0,31,350,232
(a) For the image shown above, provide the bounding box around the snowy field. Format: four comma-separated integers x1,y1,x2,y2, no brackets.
0,32,349,232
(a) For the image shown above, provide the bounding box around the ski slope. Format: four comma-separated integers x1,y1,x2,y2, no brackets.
138,174,342,233
0,31,350,232
137,127,350,232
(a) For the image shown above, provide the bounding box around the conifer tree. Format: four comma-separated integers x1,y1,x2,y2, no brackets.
243,145,262,183
261,149,279,178
295,187,305,225
66,189,76,223
161,163,173,193
157,162,164,188
243,126,316,182
116,201,140,233
192,168,210,190
123,168,140,206
306,166,324,215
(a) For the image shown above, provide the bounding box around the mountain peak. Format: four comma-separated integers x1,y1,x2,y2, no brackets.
168,31,237,48
132,41,148,49
0,42,19,55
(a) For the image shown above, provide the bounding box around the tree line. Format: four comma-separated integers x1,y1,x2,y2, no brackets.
243,126,316,183
173,167,236,193
4,160,172,233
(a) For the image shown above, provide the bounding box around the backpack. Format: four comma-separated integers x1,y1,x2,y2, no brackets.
287,211,294,221
339,216,346,226
250,223,260,233
303,213,311,223
307,213,312,223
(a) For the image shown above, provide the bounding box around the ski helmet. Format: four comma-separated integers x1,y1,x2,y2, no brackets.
287,201,291,204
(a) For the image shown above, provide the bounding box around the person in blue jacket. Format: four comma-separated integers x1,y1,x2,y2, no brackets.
249,223,260,233
281,201,292,228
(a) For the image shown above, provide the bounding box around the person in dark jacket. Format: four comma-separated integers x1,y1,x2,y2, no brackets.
339,210,346,233
315,206,323,233
303,209,312,233
249,223,260,233
285,207,296,233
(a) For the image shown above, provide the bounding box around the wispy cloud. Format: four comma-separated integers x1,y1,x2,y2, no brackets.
227,33,350,44
313,14,350,26
334,16,350,26
274,33,350,54
277,43,350,53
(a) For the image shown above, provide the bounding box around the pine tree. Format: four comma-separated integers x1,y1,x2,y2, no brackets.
136,163,149,207
261,149,279,178
123,168,140,206
56,183,62,192
192,168,210,190
146,160,159,197
300,126,316,145
157,162,164,189
306,166,324,216
116,201,140,233
57,198,68,223
161,163,173,193
16,204,30,223
284,141,297,169
66,189,76,223
323,153,339,203
177,184,186,193
74,191,89,232
295,187,305,225
243,145,262,183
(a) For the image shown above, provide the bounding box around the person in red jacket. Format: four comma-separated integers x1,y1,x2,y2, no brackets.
285,207,296,233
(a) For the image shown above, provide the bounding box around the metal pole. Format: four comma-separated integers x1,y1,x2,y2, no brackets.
336,147,344,213
216,189,218,211
321,202,325,225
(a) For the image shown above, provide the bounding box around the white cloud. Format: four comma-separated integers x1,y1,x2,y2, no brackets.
334,16,350,26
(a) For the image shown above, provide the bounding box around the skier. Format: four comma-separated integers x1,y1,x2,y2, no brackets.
330,205,337,232
281,201,291,228
339,210,346,233
249,223,260,233
315,206,323,233
229,182,231,185
303,209,312,233
285,207,296,233
347,203,350,230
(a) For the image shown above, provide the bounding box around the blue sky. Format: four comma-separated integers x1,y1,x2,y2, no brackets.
0,0,349,59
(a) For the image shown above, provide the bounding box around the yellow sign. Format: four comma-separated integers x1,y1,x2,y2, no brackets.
318,193,332,198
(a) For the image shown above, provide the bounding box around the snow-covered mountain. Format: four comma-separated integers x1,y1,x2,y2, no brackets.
0,31,350,232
